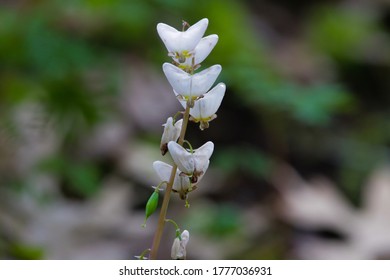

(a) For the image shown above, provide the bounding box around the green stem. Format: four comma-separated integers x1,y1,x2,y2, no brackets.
182,140,193,153
172,111,183,123
150,104,191,260
137,248,151,260
165,219,182,239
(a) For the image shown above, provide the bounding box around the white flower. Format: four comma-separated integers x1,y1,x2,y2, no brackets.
178,83,225,130
171,230,190,260
153,160,198,199
160,117,183,155
171,237,181,259
163,63,221,101
176,35,219,70
157,18,208,59
167,141,213,183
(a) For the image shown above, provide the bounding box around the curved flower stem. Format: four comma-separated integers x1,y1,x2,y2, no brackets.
165,219,181,237
150,103,191,260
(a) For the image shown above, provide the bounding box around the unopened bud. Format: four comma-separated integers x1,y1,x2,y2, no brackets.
143,191,159,227
171,237,181,259
171,230,190,260
160,117,183,155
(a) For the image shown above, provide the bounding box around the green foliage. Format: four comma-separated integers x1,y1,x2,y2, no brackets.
188,0,353,126
9,243,44,260
307,6,378,60
185,203,242,238
38,156,100,198
215,146,273,179
240,79,352,125
0,5,116,140
1,0,389,259
0,9,95,76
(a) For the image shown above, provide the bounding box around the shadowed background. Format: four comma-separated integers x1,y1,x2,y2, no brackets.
1,0,390,259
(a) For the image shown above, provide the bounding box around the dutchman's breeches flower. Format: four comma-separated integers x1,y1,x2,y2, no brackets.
157,18,208,64
171,230,190,260
153,160,204,200
168,141,213,183
160,117,183,155
178,35,219,71
179,82,226,130
146,18,226,260
163,63,222,104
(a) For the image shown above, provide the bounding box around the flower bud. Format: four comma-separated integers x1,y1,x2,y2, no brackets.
143,191,159,226
171,237,181,259
171,230,190,260
160,117,183,155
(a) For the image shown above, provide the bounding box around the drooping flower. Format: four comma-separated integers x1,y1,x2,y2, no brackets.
157,18,208,62
171,237,180,259
178,83,226,130
171,230,190,260
167,141,213,183
153,160,198,199
160,117,183,155
163,63,221,102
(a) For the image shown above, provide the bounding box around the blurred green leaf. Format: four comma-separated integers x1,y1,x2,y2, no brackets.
9,243,44,260
307,6,378,60
38,156,100,198
185,203,242,238
215,146,274,179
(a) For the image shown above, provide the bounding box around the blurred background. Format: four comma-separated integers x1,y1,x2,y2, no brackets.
1,0,390,260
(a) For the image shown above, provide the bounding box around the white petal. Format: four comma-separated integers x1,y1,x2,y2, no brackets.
157,23,181,53
171,237,181,259
152,161,191,192
161,117,182,145
174,119,183,132
157,18,208,53
176,18,208,52
153,160,172,187
163,63,189,95
163,63,221,99
193,34,219,64
180,229,190,248
176,174,191,192
190,65,222,97
167,141,213,180
176,35,219,66
194,141,214,172
161,117,174,144
174,90,187,109
201,160,210,176
190,83,226,121
172,230,190,259
167,141,195,174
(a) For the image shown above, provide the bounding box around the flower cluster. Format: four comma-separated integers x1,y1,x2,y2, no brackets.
155,18,225,199
157,18,226,130
144,18,225,259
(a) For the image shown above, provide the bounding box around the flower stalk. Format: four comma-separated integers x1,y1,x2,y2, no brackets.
144,18,225,260
150,104,191,260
